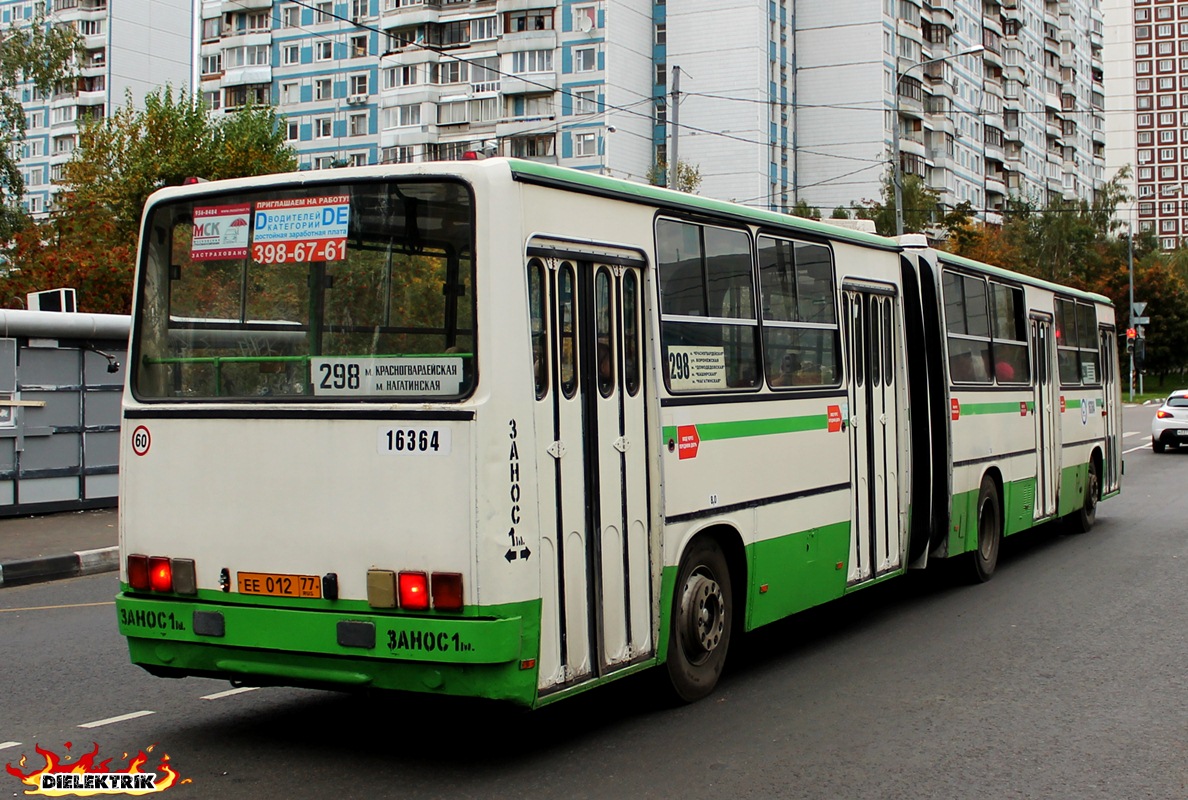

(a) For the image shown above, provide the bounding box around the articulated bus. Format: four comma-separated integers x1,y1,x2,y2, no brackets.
116,159,1120,706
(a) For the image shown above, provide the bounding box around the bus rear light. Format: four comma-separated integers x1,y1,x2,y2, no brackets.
171,559,197,595
431,572,463,610
127,554,150,590
148,556,173,593
398,571,429,610
367,569,397,608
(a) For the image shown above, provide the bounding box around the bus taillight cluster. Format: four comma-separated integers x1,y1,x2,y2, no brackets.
368,569,463,611
126,554,197,595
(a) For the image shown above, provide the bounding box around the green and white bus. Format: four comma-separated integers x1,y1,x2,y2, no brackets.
116,159,1120,706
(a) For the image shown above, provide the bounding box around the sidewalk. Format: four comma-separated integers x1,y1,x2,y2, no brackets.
0,508,119,587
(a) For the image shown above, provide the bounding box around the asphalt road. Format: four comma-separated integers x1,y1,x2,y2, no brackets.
1,405,1184,800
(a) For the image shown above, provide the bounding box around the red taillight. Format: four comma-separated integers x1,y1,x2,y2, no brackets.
399,571,429,610
1157,409,1173,419
431,572,463,610
149,556,173,592
127,554,150,590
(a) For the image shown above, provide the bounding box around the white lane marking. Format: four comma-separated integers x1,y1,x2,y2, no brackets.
0,741,22,750
201,686,259,701
78,710,154,729
1123,430,1142,437
1123,443,1151,454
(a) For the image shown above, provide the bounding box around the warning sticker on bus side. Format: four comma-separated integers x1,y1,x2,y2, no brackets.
310,357,464,397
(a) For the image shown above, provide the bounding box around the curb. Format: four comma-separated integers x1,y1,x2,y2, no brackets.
0,546,119,588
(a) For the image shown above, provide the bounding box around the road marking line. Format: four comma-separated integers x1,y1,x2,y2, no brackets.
0,742,22,751
0,601,115,614
201,687,259,701
1123,431,1141,437
1123,443,1151,454
78,711,154,729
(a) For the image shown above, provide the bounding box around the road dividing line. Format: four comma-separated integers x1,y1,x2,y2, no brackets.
1123,443,1151,454
0,741,22,750
1122,430,1141,437
78,711,154,729
201,687,259,701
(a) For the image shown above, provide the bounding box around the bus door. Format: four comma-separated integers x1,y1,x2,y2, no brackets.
842,284,904,585
531,256,652,694
1031,317,1059,519
1099,327,1121,494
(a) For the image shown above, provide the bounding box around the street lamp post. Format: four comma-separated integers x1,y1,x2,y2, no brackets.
892,44,985,237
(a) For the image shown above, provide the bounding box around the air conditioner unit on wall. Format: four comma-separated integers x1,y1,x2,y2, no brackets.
346,95,366,105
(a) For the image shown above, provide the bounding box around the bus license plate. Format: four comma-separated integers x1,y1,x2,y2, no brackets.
237,571,321,599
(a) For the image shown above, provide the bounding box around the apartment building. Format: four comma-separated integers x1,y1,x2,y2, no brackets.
6,0,191,215
198,0,657,181
773,0,1106,223
4,0,1102,224
1104,0,1188,249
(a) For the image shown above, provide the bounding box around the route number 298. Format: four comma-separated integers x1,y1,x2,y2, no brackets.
377,426,452,456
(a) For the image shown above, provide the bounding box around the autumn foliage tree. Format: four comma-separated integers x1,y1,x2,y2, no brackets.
3,86,297,314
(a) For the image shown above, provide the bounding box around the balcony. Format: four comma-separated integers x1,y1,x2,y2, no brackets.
501,73,557,94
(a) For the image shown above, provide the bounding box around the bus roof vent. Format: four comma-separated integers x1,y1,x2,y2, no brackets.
898,233,929,249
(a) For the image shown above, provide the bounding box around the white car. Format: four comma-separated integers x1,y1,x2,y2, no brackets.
1151,389,1188,452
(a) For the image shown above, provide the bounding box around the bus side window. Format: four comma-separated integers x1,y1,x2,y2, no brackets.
623,271,641,396
528,259,548,399
595,268,614,398
559,263,578,398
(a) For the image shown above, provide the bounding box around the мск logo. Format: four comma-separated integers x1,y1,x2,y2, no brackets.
5,742,188,796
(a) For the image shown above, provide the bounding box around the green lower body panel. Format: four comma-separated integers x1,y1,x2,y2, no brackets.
117,592,542,706
746,522,850,629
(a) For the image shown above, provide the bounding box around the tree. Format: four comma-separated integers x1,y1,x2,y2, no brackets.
648,159,703,194
830,207,850,220
3,87,297,314
852,172,942,236
58,86,297,249
790,200,821,219
0,9,81,238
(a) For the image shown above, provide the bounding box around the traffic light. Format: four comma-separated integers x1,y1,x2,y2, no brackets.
1135,338,1146,370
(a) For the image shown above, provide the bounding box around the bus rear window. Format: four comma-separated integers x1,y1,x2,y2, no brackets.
133,180,476,401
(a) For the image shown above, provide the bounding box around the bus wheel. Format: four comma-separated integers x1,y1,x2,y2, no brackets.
666,537,732,703
970,477,1001,583
1068,460,1099,534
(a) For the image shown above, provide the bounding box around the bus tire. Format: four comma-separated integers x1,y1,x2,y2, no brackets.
970,477,1001,583
666,537,732,703
1067,460,1099,534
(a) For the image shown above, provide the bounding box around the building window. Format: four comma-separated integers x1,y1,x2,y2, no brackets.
574,46,597,72
202,17,220,40
348,113,367,136
350,34,367,57
282,44,300,65
511,50,552,74
281,5,298,28
437,101,468,125
315,40,333,61
383,103,421,128
656,23,665,45
314,156,334,170
349,152,368,167
201,54,222,76
280,81,300,104
382,145,415,164
351,0,369,20
574,89,596,115
574,131,597,156
506,10,552,32
202,90,221,110
471,16,497,41
285,120,300,141
573,5,596,31
349,74,368,95
316,1,332,23
315,116,333,138
315,78,332,100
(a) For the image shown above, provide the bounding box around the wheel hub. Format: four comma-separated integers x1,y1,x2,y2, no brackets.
682,573,724,657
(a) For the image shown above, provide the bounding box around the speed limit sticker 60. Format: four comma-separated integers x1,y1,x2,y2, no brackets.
131,425,151,456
